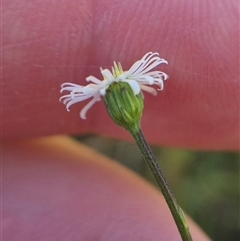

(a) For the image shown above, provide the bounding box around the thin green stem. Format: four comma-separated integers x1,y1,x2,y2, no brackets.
128,124,193,241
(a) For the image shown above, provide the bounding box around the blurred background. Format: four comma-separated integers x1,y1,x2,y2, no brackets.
76,134,239,241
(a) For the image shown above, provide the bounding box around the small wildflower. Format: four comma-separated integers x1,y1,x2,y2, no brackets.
60,52,168,119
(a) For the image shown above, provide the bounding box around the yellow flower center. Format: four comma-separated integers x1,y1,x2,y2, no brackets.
112,62,124,78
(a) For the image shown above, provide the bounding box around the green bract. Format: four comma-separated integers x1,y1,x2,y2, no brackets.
103,81,144,131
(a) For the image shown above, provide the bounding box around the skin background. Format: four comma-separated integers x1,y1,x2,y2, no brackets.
2,0,239,240
3,0,239,150
2,137,212,241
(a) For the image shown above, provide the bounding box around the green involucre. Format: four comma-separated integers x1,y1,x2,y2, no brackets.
103,82,144,131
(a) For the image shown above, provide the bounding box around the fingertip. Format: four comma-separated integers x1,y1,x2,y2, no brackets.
3,136,211,241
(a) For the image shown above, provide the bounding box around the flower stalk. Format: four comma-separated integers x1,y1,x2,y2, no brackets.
126,123,193,241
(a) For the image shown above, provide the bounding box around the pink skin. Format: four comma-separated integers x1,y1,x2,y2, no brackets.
2,136,209,241
3,0,239,150
3,137,210,241
2,0,238,240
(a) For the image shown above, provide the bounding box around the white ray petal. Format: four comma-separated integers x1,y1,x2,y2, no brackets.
86,76,102,84
139,84,158,96
80,94,101,119
101,69,115,82
65,97,87,111
61,82,83,88
122,79,141,95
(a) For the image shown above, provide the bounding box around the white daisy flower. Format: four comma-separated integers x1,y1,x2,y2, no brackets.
60,52,168,119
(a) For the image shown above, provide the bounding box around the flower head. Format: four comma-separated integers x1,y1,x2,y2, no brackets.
60,52,168,119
